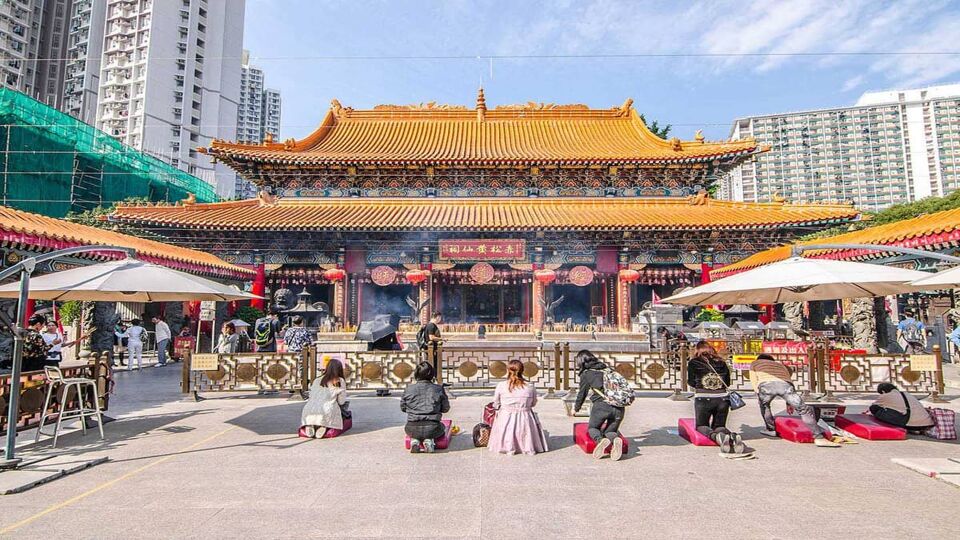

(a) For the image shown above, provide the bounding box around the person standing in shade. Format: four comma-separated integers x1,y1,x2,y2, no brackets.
896,309,927,353
151,315,171,367
41,321,63,367
124,318,147,371
21,314,53,372
418,312,443,374
750,353,839,447
254,309,281,352
283,316,312,353
216,321,239,354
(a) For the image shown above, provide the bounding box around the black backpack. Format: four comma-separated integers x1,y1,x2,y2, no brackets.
416,326,429,349
254,317,274,347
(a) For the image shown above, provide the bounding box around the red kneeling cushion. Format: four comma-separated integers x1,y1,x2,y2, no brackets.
775,416,831,443
835,413,906,440
405,419,453,450
573,422,629,454
298,417,353,439
678,417,718,446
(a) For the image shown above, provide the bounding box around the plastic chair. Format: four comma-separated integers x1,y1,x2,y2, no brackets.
35,366,105,447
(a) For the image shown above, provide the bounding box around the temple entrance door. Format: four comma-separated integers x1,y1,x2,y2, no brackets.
440,284,523,323
550,284,593,324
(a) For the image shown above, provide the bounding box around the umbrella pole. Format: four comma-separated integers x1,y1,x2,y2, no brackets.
1,268,32,469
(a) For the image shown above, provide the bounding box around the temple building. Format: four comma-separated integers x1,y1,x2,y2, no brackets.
110,90,861,331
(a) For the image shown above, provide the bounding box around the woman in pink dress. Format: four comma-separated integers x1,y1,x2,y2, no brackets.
488,359,548,455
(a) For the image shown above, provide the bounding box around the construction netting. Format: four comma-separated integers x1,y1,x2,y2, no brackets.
0,88,217,217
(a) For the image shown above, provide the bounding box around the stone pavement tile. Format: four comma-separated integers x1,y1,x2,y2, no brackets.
891,457,960,477
3,507,223,539
196,506,392,539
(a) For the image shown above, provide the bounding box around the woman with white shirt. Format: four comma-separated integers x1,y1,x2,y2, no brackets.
124,319,147,371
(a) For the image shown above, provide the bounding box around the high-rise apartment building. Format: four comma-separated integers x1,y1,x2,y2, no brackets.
1,0,47,97
235,49,280,198
62,0,106,124
721,84,960,211
95,0,244,197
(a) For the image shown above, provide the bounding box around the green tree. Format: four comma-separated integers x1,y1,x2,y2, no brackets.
65,197,155,238
803,190,960,240
639,114,672,139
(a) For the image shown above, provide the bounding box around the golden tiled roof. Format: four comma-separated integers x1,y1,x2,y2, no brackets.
0,205,253,279
111,197,858,231
712,207,960,278
203,94,760,166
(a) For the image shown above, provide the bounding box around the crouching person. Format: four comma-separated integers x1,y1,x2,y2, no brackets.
401,361,450,453
750,354,839,447
869,383,934,432
301,359,348,438
687,342,746,454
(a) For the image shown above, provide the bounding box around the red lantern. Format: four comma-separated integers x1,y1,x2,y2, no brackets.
323,268,346,281
534,269,556,284
406,269,428,284
619,269,640,283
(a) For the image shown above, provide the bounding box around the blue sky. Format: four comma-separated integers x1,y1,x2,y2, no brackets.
243,0,960,141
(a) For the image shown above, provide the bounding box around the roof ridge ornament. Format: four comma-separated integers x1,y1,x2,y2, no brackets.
694,130,705,143
618,98,633,117
257,190,278,207
687,190,709,206
476,87,487,122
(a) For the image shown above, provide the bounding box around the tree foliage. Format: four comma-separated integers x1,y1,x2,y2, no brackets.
639,114,672,139
65,197,157,238
234,306,265,327
58,300,82,325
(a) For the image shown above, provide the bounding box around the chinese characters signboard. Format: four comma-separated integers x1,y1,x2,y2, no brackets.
438,239,526,261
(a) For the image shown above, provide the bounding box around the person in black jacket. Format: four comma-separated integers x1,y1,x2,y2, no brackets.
687,341,744,454
573,350,626,461
400,361,450,453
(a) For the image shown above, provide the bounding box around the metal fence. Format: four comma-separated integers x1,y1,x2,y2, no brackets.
0,352,112,435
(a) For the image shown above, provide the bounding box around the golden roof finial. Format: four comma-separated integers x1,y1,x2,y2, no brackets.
694,130,705,143
476,87,487,122
263,132,274,145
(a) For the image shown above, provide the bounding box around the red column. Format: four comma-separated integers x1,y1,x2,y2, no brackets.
24,299,36,324
251,260,266,310
532,280,545,329
617,276,631,331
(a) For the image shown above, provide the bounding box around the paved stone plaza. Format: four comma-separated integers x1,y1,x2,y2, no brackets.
1,367,959,539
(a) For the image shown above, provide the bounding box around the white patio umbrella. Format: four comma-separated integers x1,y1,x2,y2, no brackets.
229,318,251,328
662,256,928,306
0,258,260,302
909,265,960,290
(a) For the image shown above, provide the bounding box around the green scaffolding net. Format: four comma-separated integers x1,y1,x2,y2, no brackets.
0,88,217,217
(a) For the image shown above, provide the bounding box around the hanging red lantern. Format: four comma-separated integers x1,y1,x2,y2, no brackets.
619,269,640,283
406,269,428,284
534,269,556,284
323,268,346,281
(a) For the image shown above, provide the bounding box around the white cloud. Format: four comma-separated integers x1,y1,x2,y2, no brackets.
842,75,865,92
494,0,960,88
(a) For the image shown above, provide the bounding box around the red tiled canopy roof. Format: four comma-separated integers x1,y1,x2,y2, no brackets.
712,207,960,279
0,205,253,280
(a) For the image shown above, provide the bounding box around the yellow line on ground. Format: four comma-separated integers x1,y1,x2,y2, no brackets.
0,426,237,535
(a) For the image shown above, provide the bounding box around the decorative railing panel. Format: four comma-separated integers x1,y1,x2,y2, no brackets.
577,351,679,391
337,350,421,390
191,353,305,394
440,347,557,390
825,353,940,394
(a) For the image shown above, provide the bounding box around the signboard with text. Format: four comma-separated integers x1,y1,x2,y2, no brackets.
438,239,526,261
191,353,219,371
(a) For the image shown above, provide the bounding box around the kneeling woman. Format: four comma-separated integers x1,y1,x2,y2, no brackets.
301,359,348,438
488,359,548,455
401,362,450,453
687,342,745,454
574,350,626,460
